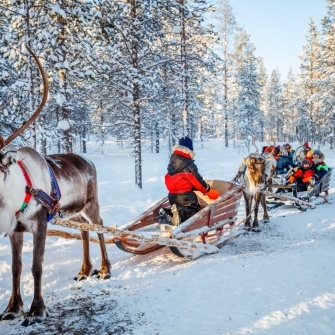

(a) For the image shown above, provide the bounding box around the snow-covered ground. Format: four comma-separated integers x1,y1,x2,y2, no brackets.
0,139,334,335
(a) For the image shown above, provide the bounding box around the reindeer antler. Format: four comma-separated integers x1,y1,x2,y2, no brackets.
0,45,48,150
253,136,259,153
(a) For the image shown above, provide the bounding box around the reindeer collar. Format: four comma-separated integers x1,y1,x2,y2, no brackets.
16,160,33,215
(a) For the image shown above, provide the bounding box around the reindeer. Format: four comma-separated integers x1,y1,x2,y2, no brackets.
236,152,276,231
0,46,111,326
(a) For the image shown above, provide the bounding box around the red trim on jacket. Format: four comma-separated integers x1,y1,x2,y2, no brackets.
173,150,191,159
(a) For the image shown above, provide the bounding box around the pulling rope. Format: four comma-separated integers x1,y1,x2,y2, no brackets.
316,194,332,204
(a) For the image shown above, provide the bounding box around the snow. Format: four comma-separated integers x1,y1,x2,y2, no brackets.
57,119,70,130
0,140,334,334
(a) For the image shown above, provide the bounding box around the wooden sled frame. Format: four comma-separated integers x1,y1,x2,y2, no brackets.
113,180,243,258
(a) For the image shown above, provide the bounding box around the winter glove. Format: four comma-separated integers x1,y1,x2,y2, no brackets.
205,187,220,200
302,177,310,183
289,176,295,184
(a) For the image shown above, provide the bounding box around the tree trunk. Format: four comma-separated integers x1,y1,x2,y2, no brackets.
131,0,142,189
180,0,190,136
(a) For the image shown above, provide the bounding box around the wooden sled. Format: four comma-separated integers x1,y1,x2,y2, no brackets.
266,167,332,211
113,180,243,259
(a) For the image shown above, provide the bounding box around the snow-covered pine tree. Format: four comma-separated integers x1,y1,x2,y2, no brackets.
262,70,283,142
282,69,299,144
234,30,261,151
298,18,322,144
215,0,238,147
257,58,268,142
316,0,335,148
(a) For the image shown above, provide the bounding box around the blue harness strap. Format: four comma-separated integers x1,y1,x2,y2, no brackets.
25,163,62,222
46,163,62,222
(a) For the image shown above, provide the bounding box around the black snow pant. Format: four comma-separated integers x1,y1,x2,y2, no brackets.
168,191,202,223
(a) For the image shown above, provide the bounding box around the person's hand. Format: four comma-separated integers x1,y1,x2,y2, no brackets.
289,176,295,184
205,187,220,200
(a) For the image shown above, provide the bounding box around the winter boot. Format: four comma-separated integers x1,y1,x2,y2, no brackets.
171,204,181,226
158,208,173,225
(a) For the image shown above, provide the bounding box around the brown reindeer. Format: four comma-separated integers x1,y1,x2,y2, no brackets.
0,47,111,326
236,152,276,231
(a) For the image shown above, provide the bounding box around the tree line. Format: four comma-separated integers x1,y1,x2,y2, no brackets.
1,0,334,188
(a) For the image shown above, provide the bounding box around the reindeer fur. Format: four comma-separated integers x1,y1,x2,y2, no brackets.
0,147,111,326
238,153,276,230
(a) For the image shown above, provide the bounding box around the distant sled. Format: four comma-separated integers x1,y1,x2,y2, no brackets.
266,167,333,211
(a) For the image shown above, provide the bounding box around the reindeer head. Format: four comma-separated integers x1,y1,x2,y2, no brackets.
246,154,267,189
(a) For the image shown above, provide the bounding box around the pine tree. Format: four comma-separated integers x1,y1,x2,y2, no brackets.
234,31,261,151
215,0,238,147
298,18,322,144
263,70,283,142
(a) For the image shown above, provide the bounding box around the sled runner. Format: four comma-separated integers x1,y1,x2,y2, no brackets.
113,180,243,259
266,167,332,211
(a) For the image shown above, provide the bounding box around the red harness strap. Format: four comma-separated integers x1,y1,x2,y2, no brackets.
16,160,33,216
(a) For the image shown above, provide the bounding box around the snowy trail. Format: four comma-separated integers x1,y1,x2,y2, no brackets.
0,140,334,335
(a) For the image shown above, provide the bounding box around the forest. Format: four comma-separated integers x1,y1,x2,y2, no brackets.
1,0,335,188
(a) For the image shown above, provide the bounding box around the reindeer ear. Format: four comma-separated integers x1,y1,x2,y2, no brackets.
1,151,20,167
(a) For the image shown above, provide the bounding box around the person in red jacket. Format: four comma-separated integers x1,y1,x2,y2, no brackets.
160,136,219,226
288,158,315,191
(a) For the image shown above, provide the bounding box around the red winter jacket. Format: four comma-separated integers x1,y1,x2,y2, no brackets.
165,147,210,194
293,167,314,183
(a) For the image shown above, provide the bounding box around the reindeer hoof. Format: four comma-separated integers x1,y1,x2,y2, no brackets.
21,309,49,327
97,272,112,280
74,275,87,281
243,225,252,231
1,312,19,321
0,306,24,321
74,268,97,281
252,227,261,233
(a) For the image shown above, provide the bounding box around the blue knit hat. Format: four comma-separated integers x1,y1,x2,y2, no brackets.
179,136,193,151
313,149,322,157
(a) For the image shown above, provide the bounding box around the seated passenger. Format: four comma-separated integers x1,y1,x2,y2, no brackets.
295,141,312,165
284,143,294,158
312,149,328,181
276,145,296,174
288,158,315,191
160,136,220,226
262,145,274,154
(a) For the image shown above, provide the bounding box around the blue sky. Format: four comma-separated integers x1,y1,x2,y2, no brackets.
230,0,327,78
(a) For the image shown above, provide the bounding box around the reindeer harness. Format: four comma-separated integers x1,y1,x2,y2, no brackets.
16,160,62,222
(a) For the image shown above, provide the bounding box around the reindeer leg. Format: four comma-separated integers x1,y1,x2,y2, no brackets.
96,218,111,279
68,214,93,280
83,198,111,280
243,192,253,229
261,193,270,222
75,229,94,281
0,232,24,321
252,192,262,231
22,220,49,327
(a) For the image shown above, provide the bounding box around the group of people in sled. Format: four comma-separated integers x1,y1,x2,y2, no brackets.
262,141,329,193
